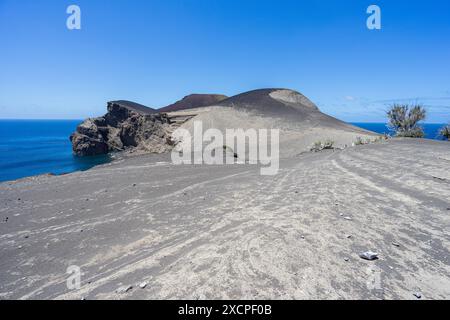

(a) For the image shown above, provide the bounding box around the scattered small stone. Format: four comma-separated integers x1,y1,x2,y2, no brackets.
18,198,21,201
413,292,422,299
344,217,352,221
18,245,23,249
116,285,133,294
81,297,86,301
346,235,352,239
339,213,344,217
392,242,400,247
194,293,206,300
80,230,84,233
132,184,137,187
139,281,148,289
301,235,305,239
344,257,349,262
24,235,29,239
359,251,379,261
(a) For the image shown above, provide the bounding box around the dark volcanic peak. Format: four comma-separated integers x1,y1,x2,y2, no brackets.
216,88,373,133
217,88,319,114
71,88,376,157
109,100,156,115
159,94,228,113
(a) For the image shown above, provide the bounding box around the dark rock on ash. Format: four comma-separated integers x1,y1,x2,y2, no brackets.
70,100,173,156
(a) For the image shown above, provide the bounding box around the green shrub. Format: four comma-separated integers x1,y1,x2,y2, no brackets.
439,124,450,141
323,139,335,149
387,104,426,138
355,137,364,145
354,135,387,146
310,139,335,152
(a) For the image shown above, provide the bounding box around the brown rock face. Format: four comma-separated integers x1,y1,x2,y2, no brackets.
158,94,228,113
70,101,172,156
71,95,228,157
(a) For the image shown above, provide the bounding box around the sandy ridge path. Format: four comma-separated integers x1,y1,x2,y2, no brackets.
0,139,449,300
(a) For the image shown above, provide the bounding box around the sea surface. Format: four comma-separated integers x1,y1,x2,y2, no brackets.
0,120,446,183
0,120,111,183
351,122,446,140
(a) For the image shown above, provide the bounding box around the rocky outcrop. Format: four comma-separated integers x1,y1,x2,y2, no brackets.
158,94,228,113
70,101,173,156
71,95,230,157
71,89,377,158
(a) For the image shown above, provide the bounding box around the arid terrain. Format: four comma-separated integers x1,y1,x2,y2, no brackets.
70,89,378,158
1,139,449,300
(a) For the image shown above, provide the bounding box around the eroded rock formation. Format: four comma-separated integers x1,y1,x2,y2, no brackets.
71,94,230,157
70,101,173,156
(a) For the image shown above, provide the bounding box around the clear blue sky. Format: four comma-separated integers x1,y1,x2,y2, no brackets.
1,0,449,122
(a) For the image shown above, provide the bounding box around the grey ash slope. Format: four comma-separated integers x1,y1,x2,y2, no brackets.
173,88,378,158
159,94,228,113
217,88,319,112
1,139,449,299
2,88,448,300
217,88,372,133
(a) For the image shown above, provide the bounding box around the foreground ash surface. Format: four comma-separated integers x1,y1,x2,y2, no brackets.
1,139,449,300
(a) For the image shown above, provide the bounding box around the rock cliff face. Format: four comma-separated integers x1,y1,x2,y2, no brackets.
71,95,230,157
70,101,173,156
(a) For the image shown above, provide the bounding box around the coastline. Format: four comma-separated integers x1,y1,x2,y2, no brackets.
1,119,446,184
1,138,449,299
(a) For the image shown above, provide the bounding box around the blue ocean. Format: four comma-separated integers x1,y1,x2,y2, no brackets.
0,120,447,183
351,122,446,140
0,120,111,183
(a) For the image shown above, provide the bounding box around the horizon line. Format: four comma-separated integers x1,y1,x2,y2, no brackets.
0,118,447,125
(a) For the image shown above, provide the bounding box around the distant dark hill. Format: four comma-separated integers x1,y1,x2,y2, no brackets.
217,88,319,113
159,94,228,113
216,88,367,132
173,88,379,159
109,100,156,115
72,88,378,158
